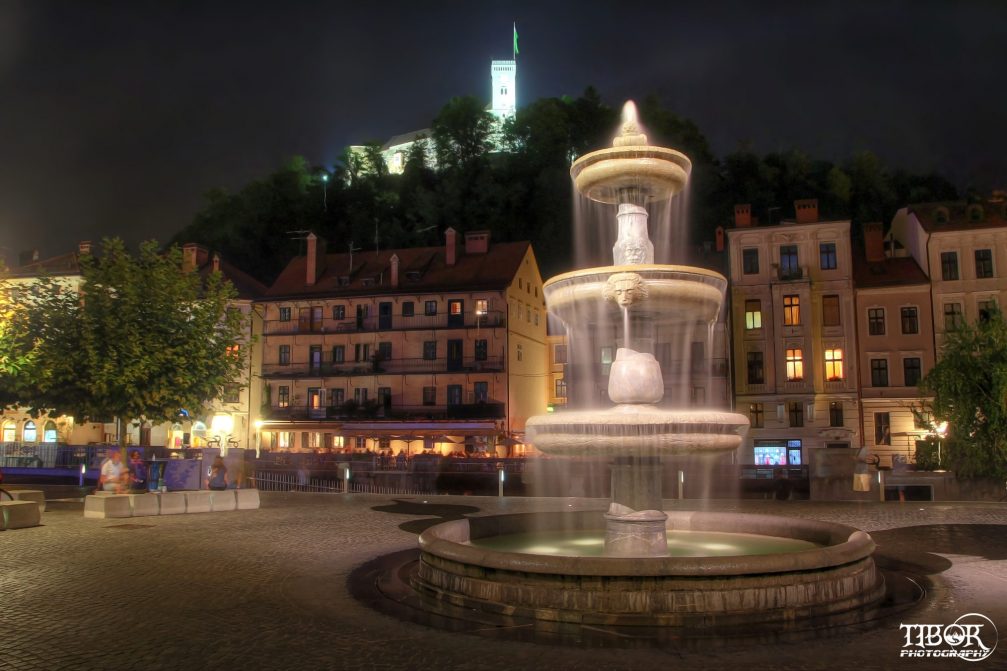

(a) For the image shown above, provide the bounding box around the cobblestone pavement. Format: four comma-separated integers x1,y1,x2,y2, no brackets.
1,494,1005,671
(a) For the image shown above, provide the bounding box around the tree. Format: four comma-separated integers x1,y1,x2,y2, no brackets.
432,96,495,171
917,307,1007,480
12,239,248,447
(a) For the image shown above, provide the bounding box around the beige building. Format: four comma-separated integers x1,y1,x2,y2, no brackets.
256,229,547,455
727,200,860,466
853,224,935,463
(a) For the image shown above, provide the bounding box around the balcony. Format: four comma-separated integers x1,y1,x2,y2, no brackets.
262,355,505,378
774,265,807,282
263,310,506,336
266,398,506,422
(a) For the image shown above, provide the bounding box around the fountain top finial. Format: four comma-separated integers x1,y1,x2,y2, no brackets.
614,100,648,147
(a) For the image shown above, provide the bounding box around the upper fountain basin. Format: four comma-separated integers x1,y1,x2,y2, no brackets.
571,145,692,205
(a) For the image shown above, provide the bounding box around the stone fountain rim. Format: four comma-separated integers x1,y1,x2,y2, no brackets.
418,510,876,577
570,144,693,179
544,264,727,289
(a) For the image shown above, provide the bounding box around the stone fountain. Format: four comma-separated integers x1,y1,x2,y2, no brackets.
412,102,884,627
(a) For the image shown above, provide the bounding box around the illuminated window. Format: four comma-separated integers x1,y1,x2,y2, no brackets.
745,299,762,329
278,386,289,408
449,300,463,316
824,348,844,381
749,403,764,428
23,420,37,442
868,308,885,335
783,295,800,326
225,344,240,358
475,299,488,315
2,422,14,442
822,295,841,327
875,412,891,445
277,431,291,449
785,348,803,381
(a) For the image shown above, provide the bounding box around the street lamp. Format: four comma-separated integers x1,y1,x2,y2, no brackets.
935,421,948,470
321,173,329,212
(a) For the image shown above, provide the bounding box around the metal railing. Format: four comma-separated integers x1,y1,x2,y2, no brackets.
261,355,504,378
263,310,506,335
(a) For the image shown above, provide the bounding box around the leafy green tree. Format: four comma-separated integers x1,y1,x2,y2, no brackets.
0,273,36,380
11,239,248,447
918,307,1007,480
432,96,495,170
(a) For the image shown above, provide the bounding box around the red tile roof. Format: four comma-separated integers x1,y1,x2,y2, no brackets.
852,248,929,288
264,240,532,298
909,201,1007,233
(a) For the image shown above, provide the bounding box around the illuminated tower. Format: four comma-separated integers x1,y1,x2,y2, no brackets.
491,60,516,121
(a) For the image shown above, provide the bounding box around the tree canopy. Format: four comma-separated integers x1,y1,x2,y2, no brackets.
918,308,1007,480
172,88,960,282
1,239,248,443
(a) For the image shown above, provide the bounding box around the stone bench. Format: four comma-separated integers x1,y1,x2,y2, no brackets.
153,491,187,515
210,490,236,512
7,489,46,513
184,491,212,513
84,494,132,519
83,489,260,519
235,488,260,510
129,493,160,517
1,500,42,529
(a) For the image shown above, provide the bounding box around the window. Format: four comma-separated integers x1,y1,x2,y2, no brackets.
526,306,532,322
23,420,36,442
354,343,370,362
223,384,240,404
829,401,844,427
749,403,764,428
555,378,567,399
744,299,762,329
785,348,804,381
354,388,368,403
742,248,759,274
475,339,488,361
332,345,345,363
901,307,919,334
333,305,345,320
423,341,437,360
746,351,764,384
554,344,568,364
780,245,799,276
868,308,886,335
447,385,462,406
822,295,841,327
278,386,290,408
517,343,523,362
423,387,436,406
819,242,837,270
978,299,996,322
783,295,800,326
534,310,539,326
904,357,922,386
424,300,437,316
449,300,463,317
376,341,392,360
824,348,844,381
473,381,488,403
330,388,344,406
402,302,414,317
225,344,240,359
378,387,391,407
278,345,291,365
788,401,804,427
279,307,291,322
940,251,959,281
475,299,488,315
976,249,994,278
944,303,963,330
875,412,891,445
277,432,291,449
870,359,889,387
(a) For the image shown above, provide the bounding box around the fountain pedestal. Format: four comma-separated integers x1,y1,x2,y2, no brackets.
604,503,668,557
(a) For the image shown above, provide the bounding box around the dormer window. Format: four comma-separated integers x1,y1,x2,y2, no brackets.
968,204,984,222
338,276,350,287
361,277,375,287
935,207,949,224
405,270,422,281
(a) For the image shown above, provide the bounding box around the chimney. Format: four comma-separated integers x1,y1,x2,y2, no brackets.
78,241,92,255
715,226,725,252
734,204,752,227
864,222,886,263
794,198,819,224
212,253,220,273
445,227,457,266
390,253,400,288
182,243,202,272
305,233,327,286
464,230,490,254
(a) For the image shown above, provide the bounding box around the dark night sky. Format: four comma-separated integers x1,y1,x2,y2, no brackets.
1,0,1005,263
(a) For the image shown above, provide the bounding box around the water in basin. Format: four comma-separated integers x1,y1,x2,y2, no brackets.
469,529,821,557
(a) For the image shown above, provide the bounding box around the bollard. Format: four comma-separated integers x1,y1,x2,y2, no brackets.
497,463,505,498
79,463,86,488
343,465,351,494
878,470,885,502
678,470,685,500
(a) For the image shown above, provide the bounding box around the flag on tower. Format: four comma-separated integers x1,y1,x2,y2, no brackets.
513,23,519,59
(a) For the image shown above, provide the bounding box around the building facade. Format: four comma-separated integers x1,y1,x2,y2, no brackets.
256,229,547,455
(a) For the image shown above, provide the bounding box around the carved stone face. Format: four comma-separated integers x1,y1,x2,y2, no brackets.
603,272,648,307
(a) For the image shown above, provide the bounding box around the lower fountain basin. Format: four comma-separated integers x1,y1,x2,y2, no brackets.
415,510,884,627
525,406,749,456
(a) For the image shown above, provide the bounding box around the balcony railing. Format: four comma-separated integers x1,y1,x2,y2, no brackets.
264,310,506,336
262,355,505,378
266,399,506,422
775,265,807,281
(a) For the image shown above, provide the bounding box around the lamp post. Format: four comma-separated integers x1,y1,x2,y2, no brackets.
935,421,948,470
321,173,329,213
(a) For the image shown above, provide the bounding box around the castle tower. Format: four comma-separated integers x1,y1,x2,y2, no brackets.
491,60,516,121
